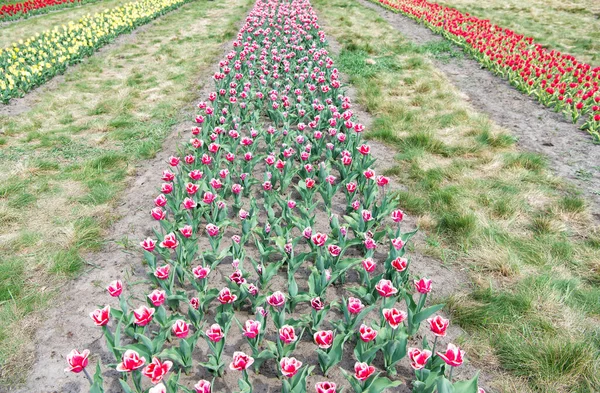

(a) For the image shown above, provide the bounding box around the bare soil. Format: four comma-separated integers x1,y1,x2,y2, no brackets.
358,0,600,220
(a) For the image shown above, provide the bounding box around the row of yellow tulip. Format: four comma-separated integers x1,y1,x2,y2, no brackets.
0,0,193,103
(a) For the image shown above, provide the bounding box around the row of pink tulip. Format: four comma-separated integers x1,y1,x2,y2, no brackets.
65,0,486,392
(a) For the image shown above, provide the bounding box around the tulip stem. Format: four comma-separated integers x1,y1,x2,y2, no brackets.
448,366,454,383
82,368,93,385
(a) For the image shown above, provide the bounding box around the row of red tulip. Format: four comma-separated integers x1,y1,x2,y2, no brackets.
64,0,487,392
369,0,600,142
0,0,94,21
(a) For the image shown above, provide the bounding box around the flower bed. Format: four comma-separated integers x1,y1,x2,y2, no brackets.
0,0,192,103
0,0,101,22
66,0,485,392
368,0,600,142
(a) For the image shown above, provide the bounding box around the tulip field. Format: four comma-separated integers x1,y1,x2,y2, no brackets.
1,0,600,392
368,0,600,142
0,0,98,21
0,0,193,103
67,0,483,391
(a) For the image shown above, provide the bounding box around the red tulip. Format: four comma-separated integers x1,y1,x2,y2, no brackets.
192,265,211,279
168,156,180,166
391,257,407,272
358,324,378,342
140,238,156,251
179,225,193,238
382,308,407,329
149,384,166,393
361,210,373,222
267,291,286,308
189,170,203,180
243,320,261,339
414,278,432,294
182,197,197,209
280,357,303,377
229,351,254,370
311,232,328,247
154,264,170,280
90,305,110,326
315,382,337,393
376,175,389,187
172,319,190,339
437,343,464,367
159,233,178,249
148,289,166,307
311,297,324,311
117,349,146,372
408,347,432,370
362,258,376,273
279,325,297,344
205,323,224,342
194,380,212,393
65,349,90,373
357,144,370,155
314,330,334,349
328,244,341,257
375,279,398,297
142,357,172,384
427,315,449,337
151,207,166,220
391,237,404,250
353,361,375,381
217,287,237,304
133,305,155,326
161,183,173,194
206,223,219,237
107,280,123,297
347,297,364,314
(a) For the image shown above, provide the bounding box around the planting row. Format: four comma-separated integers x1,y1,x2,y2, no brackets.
65,0,485,392
368,0,600,142
0,0,193,103
0,0,100,22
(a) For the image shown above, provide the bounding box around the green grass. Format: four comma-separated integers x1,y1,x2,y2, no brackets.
313,0,600,391
0,0,254,385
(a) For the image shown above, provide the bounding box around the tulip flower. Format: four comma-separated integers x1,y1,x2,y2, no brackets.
314,330,334,349
149,383,166,393
280,357,302,378
106,280,122,297
437,342,465,367
142,357,172,384
65,349,90,374
89,305,110,327
148,289,166,307
116,350,146,372
133,305,155,326
230,351,254,370
315,382,337,393
408,347,432,370
172,319,190,339
194,380,211,393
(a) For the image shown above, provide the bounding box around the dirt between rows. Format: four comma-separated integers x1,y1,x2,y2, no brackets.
6,5,490,393
358,0,600,221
